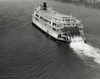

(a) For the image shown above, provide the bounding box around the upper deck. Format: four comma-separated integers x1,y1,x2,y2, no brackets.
33,3,83,29
36,6,73,19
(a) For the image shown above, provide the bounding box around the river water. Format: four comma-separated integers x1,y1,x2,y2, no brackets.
0,0,100,79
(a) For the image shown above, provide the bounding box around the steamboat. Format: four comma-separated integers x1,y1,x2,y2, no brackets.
32,2,85,44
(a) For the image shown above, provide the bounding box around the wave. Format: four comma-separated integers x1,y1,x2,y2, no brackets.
70,36,100,65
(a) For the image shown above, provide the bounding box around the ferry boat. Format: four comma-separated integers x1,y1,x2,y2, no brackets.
32,2,85,44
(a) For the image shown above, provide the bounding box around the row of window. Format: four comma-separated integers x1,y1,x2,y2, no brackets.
35,13,52,25
40,16,51,25
35,13,59,32
63,23,81,27
64,24,76,26
35,13,58,27
63,19,76,22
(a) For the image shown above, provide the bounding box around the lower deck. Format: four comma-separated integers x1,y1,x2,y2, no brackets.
32,15,71,42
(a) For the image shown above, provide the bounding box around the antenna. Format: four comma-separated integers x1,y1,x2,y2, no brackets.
70,12,72,17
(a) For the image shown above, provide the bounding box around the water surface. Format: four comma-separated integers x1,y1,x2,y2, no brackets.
0,0,100,79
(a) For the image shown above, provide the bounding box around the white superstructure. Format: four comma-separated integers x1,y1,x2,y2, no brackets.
32,2,85,44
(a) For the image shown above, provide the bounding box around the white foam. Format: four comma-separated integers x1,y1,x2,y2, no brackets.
70,37,100,64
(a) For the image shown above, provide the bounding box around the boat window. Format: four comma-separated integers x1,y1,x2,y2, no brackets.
44,18,48,23
65,19,70,22
52,23,54,25
71,19,76,22
76,24,80,26
53,22,57,26
35,14,39,17
58,34,61,38
71,19,73,21
67,24,71,25
71,19,75,22
53,28,56,31
80,28,82,30
74,19,76,22
49,21,51,24
68,19,70,21
65,19,68,21
40,16,43,19
35,17,39,21
40,16,51,25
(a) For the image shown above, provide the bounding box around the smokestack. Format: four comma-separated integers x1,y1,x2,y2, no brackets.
43,2,47,10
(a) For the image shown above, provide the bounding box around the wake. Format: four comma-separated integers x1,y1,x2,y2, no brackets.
70,36,100,64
